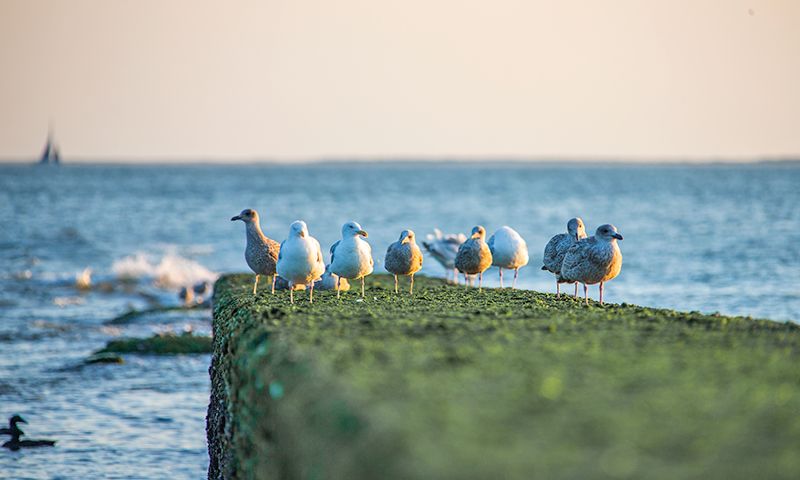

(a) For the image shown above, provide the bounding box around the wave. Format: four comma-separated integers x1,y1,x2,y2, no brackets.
111,252,218,290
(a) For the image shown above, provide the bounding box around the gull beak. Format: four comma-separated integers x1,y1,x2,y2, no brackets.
613,232,624,240
299,231,306,238
358,230,368,238
231,215,241,221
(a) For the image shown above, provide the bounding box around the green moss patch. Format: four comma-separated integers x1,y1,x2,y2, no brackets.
208,273,800,480
96,332,212,355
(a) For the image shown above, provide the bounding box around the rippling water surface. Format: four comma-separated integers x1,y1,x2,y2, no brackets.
1,162,798,477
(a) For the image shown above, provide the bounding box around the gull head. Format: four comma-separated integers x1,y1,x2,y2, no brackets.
470,225,486,240
231,208,258,223
399,229,416,244
290,220,309,238
596,224,623,242
567,217,587,240
342,221,368,238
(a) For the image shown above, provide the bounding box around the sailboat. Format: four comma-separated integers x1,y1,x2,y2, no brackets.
39,129,61,165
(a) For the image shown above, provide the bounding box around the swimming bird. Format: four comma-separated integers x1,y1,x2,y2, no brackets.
422,229,466,283
231,209,281,295
275,221,325,303
384,229,424,294
313,264,350,291
488,226,529,288
330,221,374,298
559,224,623,305
454,226,493,291
1,415,56,451
542,217,587,296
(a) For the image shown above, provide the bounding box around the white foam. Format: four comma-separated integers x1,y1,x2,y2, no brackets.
112,252,218,290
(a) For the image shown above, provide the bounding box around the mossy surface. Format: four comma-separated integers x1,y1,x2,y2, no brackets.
96,332,212,355
208,273,800,480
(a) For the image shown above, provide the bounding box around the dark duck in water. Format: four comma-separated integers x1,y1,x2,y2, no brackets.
1,415,56,451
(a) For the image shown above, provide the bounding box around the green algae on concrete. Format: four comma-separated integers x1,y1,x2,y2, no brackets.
207,273,800,480
96,332,212,355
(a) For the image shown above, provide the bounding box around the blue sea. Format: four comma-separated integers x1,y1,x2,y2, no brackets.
1,162,798,478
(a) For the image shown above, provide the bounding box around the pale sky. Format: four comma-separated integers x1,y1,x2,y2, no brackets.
1,0,799,162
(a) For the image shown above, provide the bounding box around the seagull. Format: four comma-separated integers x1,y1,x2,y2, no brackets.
313,264,350,291
231,209,281,295
488,226,529,288
330,221,374,298
272,276,306,291
1,415,56,451
454,226,493,291
542,217,587,296
384,229,424,294
422,229,466,283
275,221,325,304
559,224,623,305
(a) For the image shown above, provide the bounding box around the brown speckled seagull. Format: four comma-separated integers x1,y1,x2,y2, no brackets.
454,225,493,291
559,224,623,305
231,209,280,295
384,229,424,295
542,217,587,297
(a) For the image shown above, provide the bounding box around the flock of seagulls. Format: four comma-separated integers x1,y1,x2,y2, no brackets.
232,209,623,304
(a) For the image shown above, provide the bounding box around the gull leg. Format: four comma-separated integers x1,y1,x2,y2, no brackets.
574,283,578,297
513,268,519,289
394,274,398,294
499,268,504,288
599,282,604,305
556,281,560,297
410,274,415,295
583,283,588,305
290,286,294,304
479,272,483,292
361,277,365,298
253,274,260,295
309,282,314,303
271,275,276,294
336,276,341,299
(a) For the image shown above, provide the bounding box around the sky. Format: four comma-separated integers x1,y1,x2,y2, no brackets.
1,0,799,163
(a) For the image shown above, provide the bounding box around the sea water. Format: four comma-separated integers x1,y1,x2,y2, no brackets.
1,162,798,477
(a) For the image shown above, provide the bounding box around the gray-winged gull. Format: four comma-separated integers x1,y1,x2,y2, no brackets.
542,217,587,296
330,221,374,298
454,225,493,291
422,229,466,284
275,220,325,303
313,264,350,291
384,229,424,295
559,224,623,305
231,209,281,295
488,226,529,288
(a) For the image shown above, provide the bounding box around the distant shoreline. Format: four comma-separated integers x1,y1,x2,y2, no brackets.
1,157,798,167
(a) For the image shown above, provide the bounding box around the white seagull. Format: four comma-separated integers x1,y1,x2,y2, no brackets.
542,217,587,296
275,221,325,303
487,226,529,288
559,224,623,305
329,221,374,298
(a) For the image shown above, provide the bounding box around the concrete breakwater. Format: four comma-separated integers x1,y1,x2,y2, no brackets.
207,273,800,480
